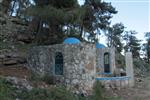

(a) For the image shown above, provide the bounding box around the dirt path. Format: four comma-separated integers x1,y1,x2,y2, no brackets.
107,77,150,100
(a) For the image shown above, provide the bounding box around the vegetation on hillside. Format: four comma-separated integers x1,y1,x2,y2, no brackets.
0,77,122,100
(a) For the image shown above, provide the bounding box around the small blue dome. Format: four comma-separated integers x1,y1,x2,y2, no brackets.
63,37,80,44
96,42,106,48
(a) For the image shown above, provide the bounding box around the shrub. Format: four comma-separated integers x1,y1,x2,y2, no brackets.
90,81,105,100
29,72,55,85
0,77,122,100
0,77,17,100
18,88,52,100
42,75,55,85
115,52,125,68
50,86,76,100
90,81,123,100
133,59,150,73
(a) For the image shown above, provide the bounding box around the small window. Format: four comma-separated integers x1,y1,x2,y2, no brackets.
55,52,63,75
104,53,110,73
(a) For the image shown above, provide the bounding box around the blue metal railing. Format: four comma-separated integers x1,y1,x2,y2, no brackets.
95,76,131,81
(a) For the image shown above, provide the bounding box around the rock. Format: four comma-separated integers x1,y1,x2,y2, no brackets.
136,78,143,82
72,79,78,84
17,57,27,64
0,54,5,59
16,98,20,100
17,34,33,43
5,53,19,58
6,76,33,91
3,59,18,65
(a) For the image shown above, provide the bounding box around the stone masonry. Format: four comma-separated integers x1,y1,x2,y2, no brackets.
27,43,96,93
27,42,133,93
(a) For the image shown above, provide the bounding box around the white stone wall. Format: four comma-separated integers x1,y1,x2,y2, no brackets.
125,52,134,87
96,47,116,76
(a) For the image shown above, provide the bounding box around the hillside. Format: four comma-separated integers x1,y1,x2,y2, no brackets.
0,3,150,100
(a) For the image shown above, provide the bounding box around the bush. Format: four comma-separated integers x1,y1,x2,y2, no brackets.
90,81,105,100
133,59,150,73
18,86,77,100
50,86,76,100
42,75,55,85
90,81,123,100
29,72,55,85
0,77,122,100
18,88,52,100
115,52,125,68
0,77,17,100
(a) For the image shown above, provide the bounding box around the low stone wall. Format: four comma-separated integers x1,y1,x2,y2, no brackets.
96,76,131,89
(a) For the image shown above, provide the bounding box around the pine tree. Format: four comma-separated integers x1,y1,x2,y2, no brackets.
26,0,80,45
1,0,12,14
82,0,117,42
144,32,150,63
25,0,117,44
106,23,125,53
123,31,141,58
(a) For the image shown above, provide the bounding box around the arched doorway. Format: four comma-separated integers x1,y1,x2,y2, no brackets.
55,52,63,75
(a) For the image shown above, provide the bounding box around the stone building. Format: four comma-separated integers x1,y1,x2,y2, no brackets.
27,37,117,93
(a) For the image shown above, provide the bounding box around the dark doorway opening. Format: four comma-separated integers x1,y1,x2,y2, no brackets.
104,52,110,73
55,52,63,75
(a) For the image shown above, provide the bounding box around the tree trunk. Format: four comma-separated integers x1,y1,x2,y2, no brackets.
1,0,11,14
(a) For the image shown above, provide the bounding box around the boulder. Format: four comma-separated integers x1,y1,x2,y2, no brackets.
3,58,18,65
6,76,33,90
17,34,33,43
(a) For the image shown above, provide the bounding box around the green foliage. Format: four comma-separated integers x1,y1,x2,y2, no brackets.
0,41,11,50
50,86,76,100
0,77,123,100
107,97,123,100
115,52,125,68
18,88,52,100
0,77,16,100
82,0,117,42
90,81,105,100
42,75,55,85
0,77,76,100
18,86,77,100
143,32,150,63
90,81,122,100
123,31,141,58
34,0,78,8
107,23,125,53
133,59,150,73
29,72,55,85
26,0,118,44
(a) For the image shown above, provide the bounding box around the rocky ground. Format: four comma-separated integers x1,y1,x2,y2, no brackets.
105,76,150,100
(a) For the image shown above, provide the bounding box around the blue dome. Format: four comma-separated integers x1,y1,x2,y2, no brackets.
63,37,80,44
96,42,106,48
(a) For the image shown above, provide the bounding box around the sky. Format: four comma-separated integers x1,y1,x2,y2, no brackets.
78,0,150,43
105,0,150,42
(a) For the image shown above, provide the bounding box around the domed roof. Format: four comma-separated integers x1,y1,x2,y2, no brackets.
96,42,106,48
63,37,80,44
